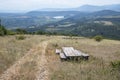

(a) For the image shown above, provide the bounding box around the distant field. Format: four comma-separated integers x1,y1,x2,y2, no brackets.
0,35,120,80
94,21,114,26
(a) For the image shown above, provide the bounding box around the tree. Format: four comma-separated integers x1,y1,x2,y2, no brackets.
0,19,15,36
35,30,45,35
93,35,103,42
0,25,7,36
0,19,1,26
15,29,28,34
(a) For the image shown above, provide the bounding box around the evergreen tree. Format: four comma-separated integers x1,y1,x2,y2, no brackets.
0,25,7,36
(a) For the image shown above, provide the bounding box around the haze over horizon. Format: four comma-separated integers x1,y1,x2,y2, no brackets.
0,0,120,13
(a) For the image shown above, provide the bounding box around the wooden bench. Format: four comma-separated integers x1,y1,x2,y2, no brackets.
56,47,89,61
56,49,61,54
59,53,67,61
62,47,89,60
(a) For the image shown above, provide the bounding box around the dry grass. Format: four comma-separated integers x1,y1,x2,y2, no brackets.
46,36,120,80
11,61,37,80
0,35,49,75
0,35,120,80
12,51,41,80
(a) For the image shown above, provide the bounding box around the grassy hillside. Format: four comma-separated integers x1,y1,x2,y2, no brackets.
0,35,120,80
46,36,120,80
0,35,49,75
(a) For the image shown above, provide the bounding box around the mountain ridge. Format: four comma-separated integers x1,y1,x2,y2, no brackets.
36,4,120,12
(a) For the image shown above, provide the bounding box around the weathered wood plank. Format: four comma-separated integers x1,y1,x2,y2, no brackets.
62,47,89,57
75,50,89,57
74,50,83,56
82,53,89,57
60,53,67,59
62,47,76,57
56,49,61,54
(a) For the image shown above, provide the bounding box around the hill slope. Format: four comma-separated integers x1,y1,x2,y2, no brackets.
36,10,120,40
0,35,120,80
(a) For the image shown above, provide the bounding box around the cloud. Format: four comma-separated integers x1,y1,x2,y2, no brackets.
0,0,120,12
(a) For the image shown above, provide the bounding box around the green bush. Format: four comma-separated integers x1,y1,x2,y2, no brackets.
0,25,15,36
35,30,45,35
52,43,58,48
16,35,26,40
94,35,103,42
110,61,120,70
15,29,28,34
0,26,7,36
7,30,16,35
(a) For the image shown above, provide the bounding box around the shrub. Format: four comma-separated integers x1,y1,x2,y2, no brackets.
0,26,7,36
35,30,45,35
15,29,28,34
7,30,16,35
0,25,15,36
52,43,58,48
94,35,103,42
110,61,120,70
16,35,26,40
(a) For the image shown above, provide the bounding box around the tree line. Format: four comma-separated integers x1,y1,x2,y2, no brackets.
0,24,77,36
0,19,78,36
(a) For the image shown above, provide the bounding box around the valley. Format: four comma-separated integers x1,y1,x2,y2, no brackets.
0,1,120,80
0,9,120,40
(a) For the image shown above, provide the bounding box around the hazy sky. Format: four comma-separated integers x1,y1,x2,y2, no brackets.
0,0,120,12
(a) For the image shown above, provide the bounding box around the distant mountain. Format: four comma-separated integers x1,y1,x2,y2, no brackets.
0,11,80,29
76,4,120,12
37,8,75,11
1,10,120,29
37,4,120,12
26,11,80,17
91,10,120,16
0,13,23,17
55,10,120,23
